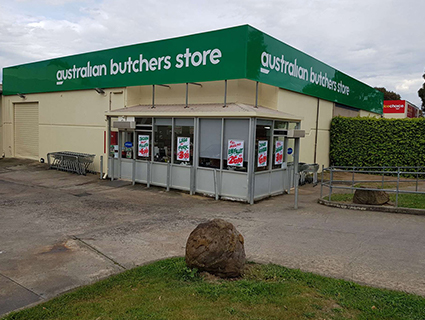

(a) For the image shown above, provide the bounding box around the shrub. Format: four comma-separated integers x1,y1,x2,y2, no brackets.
330,117,425,167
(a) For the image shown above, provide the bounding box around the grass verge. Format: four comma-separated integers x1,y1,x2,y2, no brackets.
329,193,425,209
3,257,425,320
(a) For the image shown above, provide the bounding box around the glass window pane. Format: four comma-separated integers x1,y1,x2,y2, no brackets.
274,121,288,129
223,119,249,172
175,118,194,126
174,124,194,165
120,131,134,159
257,119,273,126
136,131,152,160
155,118,172,126
154,125,172,162
199,119,222,168
288,122,299,130
136,117,152,125
255,124,271,172
272,136,286,169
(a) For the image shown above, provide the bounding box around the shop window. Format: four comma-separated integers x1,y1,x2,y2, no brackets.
199,119,221,169
120,131,134,159
289,122,300,129
174,118,194,165
273,120,288,136
109,131,119,158
136,131,152,160
272,136,286,169
154,118,172,163
222,119,249,172
274,121,288,129
136,117,153,131
255,120,272,172
286,122,299,163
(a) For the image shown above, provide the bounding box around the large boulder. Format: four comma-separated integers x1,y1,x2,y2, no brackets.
185,219,245,278
353,188,389,205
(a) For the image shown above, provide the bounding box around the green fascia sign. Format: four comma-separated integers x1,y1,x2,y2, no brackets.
2,25,383,113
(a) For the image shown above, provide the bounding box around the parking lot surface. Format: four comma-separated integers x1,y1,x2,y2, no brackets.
1,158,425,315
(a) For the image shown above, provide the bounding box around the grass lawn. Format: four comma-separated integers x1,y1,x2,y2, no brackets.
329,193,425,209
3,258,425,320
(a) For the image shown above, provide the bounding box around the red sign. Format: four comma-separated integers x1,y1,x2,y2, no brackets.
383,100,405,114
407,104,419,118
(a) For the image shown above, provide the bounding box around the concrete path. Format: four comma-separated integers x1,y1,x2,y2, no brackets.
1,159,425,316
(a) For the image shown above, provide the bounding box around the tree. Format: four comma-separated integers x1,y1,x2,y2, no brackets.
374,87,401,100
418,73,425,112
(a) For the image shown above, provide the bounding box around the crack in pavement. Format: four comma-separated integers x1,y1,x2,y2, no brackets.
0,273,44,300
71,236,127,270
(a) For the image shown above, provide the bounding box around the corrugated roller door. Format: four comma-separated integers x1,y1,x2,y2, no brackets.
14,103,39,159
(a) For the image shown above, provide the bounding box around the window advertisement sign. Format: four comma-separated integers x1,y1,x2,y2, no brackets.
227,140,244,167
383,100,405,114
257,140,268,167
177,137,190,161
138,135,149,157
275,140,284,165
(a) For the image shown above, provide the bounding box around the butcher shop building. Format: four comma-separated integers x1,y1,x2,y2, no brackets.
0,25,383,202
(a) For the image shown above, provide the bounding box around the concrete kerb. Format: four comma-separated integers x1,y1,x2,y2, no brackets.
318,198,425,216
0,254,185,318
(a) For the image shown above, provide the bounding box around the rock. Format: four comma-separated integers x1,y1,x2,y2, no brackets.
353,188,389,205
185,219,246,278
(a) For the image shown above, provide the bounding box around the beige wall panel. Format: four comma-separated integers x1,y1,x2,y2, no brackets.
258,83,278,110
277,89,316,164
3,123,13,157
38,90,111,126
316,130,330,168
3,98,13,123
298,131,315,164
125,79,279,110
110,89,126,110
2,89,122,166
2,98,14,157
359,110,381,118
333,106,360,118
318,100,334,129
126,80,239,107
277,89,332,166
39,125,105,171
127,86,150,106
236,79,257,106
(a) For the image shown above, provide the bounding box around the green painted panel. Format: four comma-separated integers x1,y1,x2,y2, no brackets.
3,24,382,113
245,26,383,113
3,26,249,96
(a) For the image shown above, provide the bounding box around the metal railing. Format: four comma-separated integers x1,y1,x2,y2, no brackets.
320,166,425,207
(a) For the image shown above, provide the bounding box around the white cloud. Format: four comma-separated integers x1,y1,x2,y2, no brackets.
1,0,424,106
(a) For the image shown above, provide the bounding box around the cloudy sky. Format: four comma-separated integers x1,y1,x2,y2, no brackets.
1,0,424,106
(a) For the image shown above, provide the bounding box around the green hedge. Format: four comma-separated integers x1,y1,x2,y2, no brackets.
330,117,425,167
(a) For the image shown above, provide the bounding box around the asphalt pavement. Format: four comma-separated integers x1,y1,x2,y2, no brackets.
1,158,425,316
